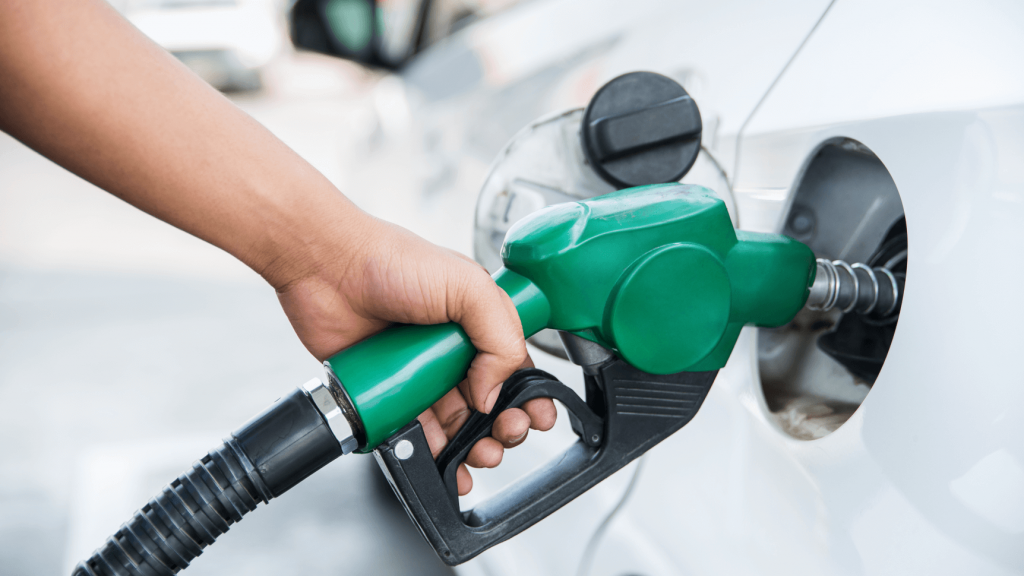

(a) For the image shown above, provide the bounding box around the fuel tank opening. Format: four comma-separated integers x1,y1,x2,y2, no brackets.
757,139,907,440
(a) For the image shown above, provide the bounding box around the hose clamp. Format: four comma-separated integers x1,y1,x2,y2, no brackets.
303,378,359,454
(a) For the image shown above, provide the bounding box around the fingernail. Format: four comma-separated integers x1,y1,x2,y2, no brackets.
484,386,502,414
510,430,527,444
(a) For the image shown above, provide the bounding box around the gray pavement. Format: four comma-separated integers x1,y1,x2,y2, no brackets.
0,52,455,576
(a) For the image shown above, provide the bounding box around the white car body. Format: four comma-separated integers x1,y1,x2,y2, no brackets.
350,0,1024,574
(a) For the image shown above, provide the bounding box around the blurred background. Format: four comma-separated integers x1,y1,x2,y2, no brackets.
0,0,577,574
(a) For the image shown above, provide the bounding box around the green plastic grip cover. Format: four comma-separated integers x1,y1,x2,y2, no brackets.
326,184,815,451
326,269,550,452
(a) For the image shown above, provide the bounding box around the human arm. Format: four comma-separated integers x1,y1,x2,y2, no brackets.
0,0,556,494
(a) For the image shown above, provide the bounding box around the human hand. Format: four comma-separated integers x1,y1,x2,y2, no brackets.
271,214,557,495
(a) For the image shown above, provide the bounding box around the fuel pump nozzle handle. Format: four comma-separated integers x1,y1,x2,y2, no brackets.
73,184,816,575
326,183,815,452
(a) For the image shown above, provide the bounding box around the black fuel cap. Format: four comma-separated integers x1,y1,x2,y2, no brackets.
581,71,702,189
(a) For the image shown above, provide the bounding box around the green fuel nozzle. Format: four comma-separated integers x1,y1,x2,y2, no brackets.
74,183,818,576
327,183,816,451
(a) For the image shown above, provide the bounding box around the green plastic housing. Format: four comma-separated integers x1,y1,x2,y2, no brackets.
327,184,815,451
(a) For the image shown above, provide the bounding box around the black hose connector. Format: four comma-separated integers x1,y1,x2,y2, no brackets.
73,386,344,576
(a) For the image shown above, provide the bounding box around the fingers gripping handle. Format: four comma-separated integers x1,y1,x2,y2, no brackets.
374,360,718,565
435,369,604,509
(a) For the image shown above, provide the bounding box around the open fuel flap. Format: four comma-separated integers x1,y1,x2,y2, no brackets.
758,138,908,440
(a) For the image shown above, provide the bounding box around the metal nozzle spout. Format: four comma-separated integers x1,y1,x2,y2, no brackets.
806,258,902,318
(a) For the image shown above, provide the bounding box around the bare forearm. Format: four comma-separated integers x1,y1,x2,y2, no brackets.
0,2,544,487
0,0,360,287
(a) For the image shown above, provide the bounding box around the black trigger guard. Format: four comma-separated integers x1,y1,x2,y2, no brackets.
435,368,603,509
373,358,717,566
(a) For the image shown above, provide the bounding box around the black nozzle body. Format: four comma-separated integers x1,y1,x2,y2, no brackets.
73,386,343,576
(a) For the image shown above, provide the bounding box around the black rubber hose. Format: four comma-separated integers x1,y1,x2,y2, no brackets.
73,386,344,576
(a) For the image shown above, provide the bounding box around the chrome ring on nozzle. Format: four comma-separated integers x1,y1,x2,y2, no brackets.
833,260,859,314
877,267,900,317
806,258,901,318
806,258,838,311
304,378,359,455
851,263,879,315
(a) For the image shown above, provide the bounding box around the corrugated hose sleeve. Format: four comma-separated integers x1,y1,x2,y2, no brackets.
73,386,344,576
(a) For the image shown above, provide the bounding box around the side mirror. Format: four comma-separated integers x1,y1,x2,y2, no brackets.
289,0,429,70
